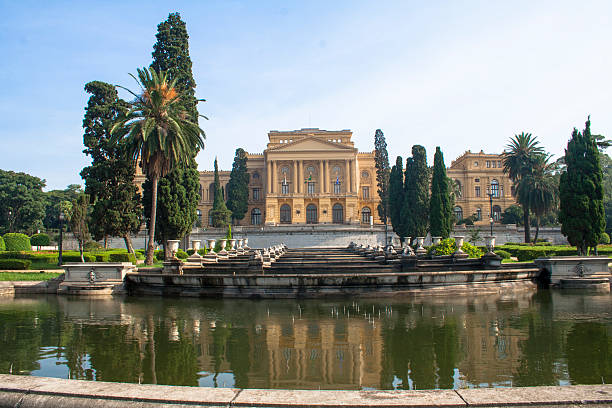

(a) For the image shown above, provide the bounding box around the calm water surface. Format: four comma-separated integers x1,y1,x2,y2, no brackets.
0,291,610,390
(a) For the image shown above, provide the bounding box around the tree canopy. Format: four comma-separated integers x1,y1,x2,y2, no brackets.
429,147,453,238
226,148,250,222
374,129,390,225
388,156,405,238
402,145,429,239
210,158,231,228
0,169,46,234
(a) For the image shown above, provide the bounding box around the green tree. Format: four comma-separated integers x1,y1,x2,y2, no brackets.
80,81,142,253
388,156,405,237
226,148,250,223
429,147,453,238
502,132,545,243
501,204,524,225
68,194,91,262
516,154,558,243
43,185,82,230
143,167,199,258
559,117,605,255
142,12,205,255
210,158,231,228
402,145,429,239
600,152,612,234
111,68,205,265
374,129,390,225
0,169,46,234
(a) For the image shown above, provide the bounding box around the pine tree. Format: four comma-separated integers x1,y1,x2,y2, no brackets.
559,117,605,255
388,156,405,237
429,147,453,238
402,145,429,239
211,158,231,228
374,129,390,225
145,12,204,246
226,148,250,223
80,81,141,253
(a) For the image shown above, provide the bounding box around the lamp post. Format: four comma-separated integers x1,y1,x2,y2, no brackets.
7,210,12,233
58,212,64,266
486,187,494,236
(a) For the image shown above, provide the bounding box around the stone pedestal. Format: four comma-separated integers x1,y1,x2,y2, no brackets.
453,236,468,258
534,256,611,287
187,240,203,263
167,240,180,259
415,237,427,257
59,262,135,295
163,258,184,275
431,237,441,246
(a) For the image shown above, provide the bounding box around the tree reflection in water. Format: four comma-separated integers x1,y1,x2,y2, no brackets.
0,291,609,390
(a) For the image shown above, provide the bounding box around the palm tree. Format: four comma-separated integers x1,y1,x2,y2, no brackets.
516,154,558,243
502,132,545,243
111,68,206,264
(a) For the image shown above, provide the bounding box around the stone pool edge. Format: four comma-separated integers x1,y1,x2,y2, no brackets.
0,375,611,407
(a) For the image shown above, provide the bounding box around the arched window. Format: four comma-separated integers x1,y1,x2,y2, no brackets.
251,208,262,225
196,209,202,227
332,203,344,224
280,204,291,224
361,207,372,224
453,206,463,222
252,172,260,180
493,205,502,221
306,204,318,224
208,183,215,201
199,184,203,201
476,208,482,220
490,179,499,198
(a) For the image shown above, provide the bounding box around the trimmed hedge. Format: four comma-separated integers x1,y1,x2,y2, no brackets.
176,250,188,260
495,250,511,260
30,233,50,247
0,259,31,270
0,236,5,251
109,253,137,264
497,244,612,262
62,254,96,262
3,233,31,251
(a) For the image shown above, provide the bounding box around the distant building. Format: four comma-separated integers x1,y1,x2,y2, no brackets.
447,151,515,226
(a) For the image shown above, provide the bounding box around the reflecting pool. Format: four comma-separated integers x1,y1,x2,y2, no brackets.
0,290,610,390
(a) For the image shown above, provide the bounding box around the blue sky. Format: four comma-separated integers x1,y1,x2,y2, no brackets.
1,0,611,190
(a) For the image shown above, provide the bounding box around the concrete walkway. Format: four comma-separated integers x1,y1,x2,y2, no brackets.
0,375,611,407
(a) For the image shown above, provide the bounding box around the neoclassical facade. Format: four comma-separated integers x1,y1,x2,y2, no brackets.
197,129,382,226
447,151,515,226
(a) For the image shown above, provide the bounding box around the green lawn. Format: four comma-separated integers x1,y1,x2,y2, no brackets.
28,260,63,270
0,272,62,281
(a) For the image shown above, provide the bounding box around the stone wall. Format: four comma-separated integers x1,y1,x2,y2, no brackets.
59,224,568,250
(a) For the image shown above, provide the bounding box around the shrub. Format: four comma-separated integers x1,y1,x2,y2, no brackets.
109,253,137,264
0,236,4,251
30,233,51,247
134,251,145,260
3,233,31,251
175,249,188,259
428,238,484,258
495,250,511,260
62,254,96,262
84,241,103,251
186,249,195,256
154,250,165,261
197,248,208,256
94,253,111,262
600,232,610,245
0,259,31,270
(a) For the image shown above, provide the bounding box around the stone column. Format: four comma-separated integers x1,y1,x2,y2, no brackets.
324,161,329,193
351,159,358,193
345,160,351,193
298,160,303,194
266,159,272,194
293,160,298,193
319,160,324,193
271,160,276,194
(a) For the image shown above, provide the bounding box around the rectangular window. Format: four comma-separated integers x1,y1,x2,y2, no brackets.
362,186,370,199
475,186,481,197
307,182,315,194
498,160,502,168
333,182,341,194
475,178,480,183
486,161,491,168
281,183,289,195
253,188,260,201
492,161,497,168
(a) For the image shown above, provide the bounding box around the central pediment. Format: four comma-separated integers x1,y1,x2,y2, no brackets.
268,136,354,152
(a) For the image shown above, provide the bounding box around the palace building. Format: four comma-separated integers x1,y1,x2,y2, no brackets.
447,150,515,226
135,129,516,229
195,128,382,226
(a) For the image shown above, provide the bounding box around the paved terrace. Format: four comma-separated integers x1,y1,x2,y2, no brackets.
0,375,611,407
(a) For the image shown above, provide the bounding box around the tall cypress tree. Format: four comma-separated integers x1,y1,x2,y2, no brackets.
211,158,231,228
145,12,203,246
226,148,250,223
429,147,453,238
402,145,429,239
389,156,405,237
559,117,605,255
374,129,390,225
80,81,141,252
